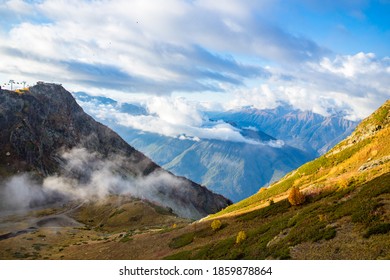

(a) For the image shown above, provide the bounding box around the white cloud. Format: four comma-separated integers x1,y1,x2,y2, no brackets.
77,95,276,145
0,0,324,94
0,1,388,121
0,147,210,219
5,0,31,13
227,84,281,110
228,52,390,120
147,97,204,127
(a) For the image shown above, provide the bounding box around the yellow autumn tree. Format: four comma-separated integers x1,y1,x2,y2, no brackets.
288,186,305,206
236,231,247,244
211,219,222,231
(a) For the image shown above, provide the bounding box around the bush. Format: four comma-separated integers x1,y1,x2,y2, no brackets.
236,231,247,244
363,223,390,238
211,219,222,231
288,186,305,206
169,232,195,249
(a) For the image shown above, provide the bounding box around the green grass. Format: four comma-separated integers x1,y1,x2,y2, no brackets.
169,232,195,249
237,199,290,222
120,233,133,243
371,103,389,126
109,208,126,218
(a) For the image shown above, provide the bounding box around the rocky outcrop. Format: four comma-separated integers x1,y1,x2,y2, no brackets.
358,156,390,172
0,83,154,177
0,83,231,219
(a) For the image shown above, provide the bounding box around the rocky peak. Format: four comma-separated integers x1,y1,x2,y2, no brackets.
0,83,231,219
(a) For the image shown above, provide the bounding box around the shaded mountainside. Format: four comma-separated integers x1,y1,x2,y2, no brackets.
0,84,230,219
209,105,358,156
115,127,311,202
0,84,155,177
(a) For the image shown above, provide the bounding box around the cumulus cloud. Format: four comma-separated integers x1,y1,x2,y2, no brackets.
77,94,280,145
0,1,388,120
0,0,322,93
228,52,390,120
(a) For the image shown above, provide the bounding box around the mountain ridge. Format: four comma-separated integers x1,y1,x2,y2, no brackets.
209,105,358,155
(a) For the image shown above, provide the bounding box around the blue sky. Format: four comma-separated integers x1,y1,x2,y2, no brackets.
0,0,389,125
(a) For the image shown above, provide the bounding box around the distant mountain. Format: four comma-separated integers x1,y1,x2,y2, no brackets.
0,84,230,219
73,93,312,202
72,93,356,202
113,127,311,202
209,105,358,155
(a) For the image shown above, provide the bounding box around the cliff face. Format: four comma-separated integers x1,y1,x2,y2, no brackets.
0,83,155,176
0,83,231,219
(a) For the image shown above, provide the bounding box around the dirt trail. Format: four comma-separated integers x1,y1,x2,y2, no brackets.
0,203,84,241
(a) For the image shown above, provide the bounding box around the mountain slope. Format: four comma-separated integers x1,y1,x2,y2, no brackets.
213,100,390,218
162,100,390,259
0,83,231,219
209,105,358,155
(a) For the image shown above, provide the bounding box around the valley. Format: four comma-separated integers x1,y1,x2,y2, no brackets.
74,93,355,202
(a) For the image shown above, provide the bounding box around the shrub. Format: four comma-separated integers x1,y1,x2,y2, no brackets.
288,186,305,206
211,219,222,231
236,231,247,244
363,223,390,238
169,233,195,249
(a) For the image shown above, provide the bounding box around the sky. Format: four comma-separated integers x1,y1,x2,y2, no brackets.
1,0,389,139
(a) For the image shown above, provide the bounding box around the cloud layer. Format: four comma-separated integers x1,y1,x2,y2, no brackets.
77,95,270,144
0,0,389,120
0,147,206,219
228,52,390,120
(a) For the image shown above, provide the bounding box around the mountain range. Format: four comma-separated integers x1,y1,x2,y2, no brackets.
209,105,358,156
74,92,356,202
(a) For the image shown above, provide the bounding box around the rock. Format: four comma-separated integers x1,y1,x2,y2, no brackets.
358,156,390,172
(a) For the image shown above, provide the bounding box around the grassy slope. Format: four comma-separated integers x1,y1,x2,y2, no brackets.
0,197,189,260
209,100,390,219
163,100,390,259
